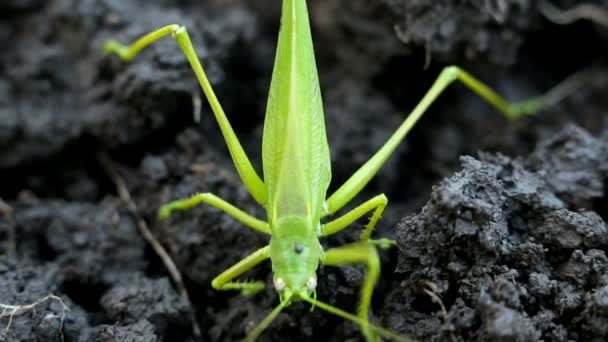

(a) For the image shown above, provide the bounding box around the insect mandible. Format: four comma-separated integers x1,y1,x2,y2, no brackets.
104,0,549,340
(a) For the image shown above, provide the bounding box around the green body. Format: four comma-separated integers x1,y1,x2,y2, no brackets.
264,0,328,295
103,0,551,340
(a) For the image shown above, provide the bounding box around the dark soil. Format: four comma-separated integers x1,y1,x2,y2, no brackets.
1,1,608,341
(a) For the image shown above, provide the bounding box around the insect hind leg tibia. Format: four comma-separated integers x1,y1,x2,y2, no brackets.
158,192,270,234
211,246,270,296
103,25,267,205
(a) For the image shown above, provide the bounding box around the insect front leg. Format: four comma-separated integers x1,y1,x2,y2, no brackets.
158,192,270,234
322,243,381,342
323,65,550,216
211,245,270,296
104,25,267,205
320,194,395,245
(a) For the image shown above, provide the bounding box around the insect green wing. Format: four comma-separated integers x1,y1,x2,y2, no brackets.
262,0,331,229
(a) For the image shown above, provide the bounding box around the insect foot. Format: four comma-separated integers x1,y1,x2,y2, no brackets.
367,238,397,250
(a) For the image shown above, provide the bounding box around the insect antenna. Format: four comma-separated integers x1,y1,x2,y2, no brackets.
245,293,293,342
299,295,414,342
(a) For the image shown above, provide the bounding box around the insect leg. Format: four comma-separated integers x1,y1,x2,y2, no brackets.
320,194,389,242
323,66,550,216
322,243,381,342
158,192,270,234
211,245,270,296
299,296,412,342
104,26,267,205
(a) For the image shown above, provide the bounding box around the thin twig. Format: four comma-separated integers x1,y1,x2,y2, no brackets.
401,280,448,318
539,0,608,27
422,288,447,319
402,280,454,341
0,294,70,340
98,153,202,339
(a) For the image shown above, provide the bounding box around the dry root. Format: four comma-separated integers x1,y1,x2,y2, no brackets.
0,294,70,334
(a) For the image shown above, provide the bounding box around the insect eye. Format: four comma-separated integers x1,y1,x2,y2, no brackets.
294,243,303,254
274,278,286,291
306,277,317,290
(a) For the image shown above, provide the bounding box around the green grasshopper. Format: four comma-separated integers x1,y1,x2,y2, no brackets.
104,0,547,341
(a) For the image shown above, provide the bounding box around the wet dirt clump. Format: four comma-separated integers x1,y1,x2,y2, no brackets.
1,199,191,341
392,124,608,341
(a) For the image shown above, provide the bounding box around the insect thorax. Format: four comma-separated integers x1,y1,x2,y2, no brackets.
269,215,322,295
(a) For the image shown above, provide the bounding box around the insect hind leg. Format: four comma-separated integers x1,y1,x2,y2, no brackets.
104,25,268,206
324,66,550,217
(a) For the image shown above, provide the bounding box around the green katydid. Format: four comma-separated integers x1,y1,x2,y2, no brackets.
103,0,552,341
